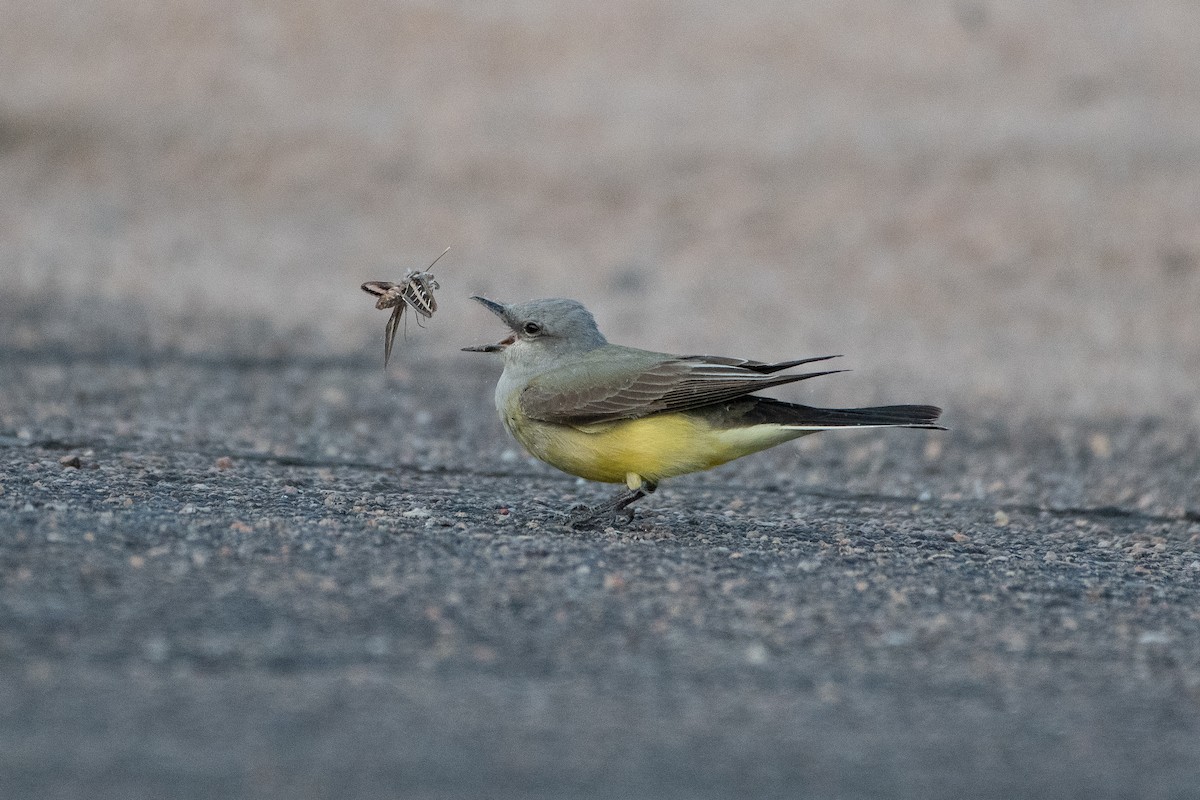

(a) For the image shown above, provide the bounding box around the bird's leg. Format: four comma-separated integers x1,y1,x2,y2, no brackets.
568,480,657,529
568,489,644,528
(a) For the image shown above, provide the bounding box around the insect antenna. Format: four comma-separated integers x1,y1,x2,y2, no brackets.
425,246,451,272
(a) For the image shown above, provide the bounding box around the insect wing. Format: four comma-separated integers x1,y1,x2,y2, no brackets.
362,280,404,310
383,302,405,366
398,247,449,317
361,280,393,299
400,273,438,318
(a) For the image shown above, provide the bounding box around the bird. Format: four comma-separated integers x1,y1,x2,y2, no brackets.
463,296,942,524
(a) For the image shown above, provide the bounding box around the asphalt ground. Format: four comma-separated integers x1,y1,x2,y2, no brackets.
2,300,1200,799
4,2,1200,798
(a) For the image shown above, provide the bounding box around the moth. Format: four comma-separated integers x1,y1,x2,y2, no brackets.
360,247,450,366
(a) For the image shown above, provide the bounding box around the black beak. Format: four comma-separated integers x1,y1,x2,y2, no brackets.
462,296,513,353
461,342,506,353
469,295,507,318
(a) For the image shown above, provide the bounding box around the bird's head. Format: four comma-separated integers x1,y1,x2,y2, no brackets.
462,296,608,365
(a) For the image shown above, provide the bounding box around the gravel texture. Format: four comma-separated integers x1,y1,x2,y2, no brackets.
3,301,1200,799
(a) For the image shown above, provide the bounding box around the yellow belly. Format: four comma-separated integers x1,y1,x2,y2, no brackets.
507,411,810,485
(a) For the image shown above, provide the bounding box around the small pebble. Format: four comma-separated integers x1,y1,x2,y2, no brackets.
744,643,768,665
1088,433,1112,459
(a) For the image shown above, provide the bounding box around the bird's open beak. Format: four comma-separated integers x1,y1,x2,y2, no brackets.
462,295,517,353
462,339,513,353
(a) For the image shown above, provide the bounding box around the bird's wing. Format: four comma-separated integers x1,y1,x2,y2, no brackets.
676,354,841,374
519,350,843,425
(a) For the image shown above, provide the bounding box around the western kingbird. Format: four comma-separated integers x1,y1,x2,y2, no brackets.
464,296,942,522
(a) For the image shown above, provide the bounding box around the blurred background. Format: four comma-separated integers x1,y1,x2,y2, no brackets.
2,0,1198,423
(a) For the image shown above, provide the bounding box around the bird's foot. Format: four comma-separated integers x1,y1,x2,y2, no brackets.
566,486,652,529
567,501,636,529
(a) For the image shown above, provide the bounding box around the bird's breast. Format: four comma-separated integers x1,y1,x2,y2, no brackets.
503,411,760,484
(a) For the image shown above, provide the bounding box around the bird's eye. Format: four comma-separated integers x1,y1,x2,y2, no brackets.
522,322,543,336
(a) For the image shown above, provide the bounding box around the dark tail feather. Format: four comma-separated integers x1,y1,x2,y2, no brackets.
746,398,944,429
796,404,944,429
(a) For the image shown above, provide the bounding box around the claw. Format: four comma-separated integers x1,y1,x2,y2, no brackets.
565,486,652,529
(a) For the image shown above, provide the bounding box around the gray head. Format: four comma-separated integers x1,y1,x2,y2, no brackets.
462,297,608,360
